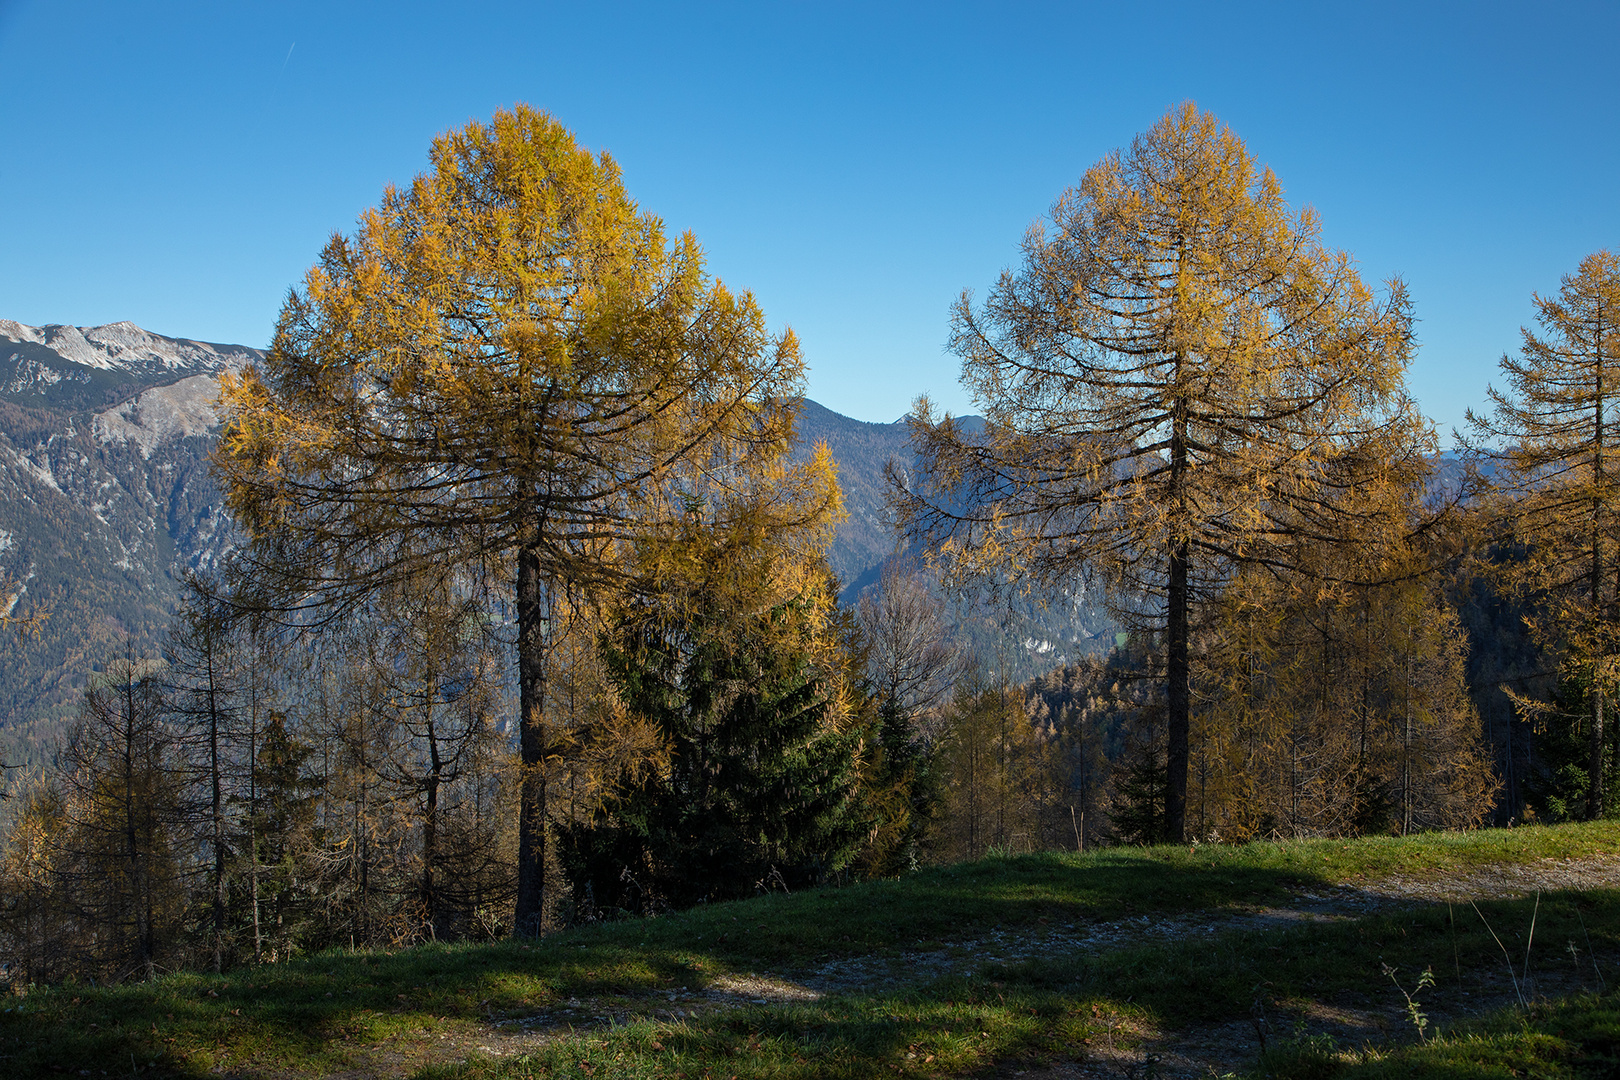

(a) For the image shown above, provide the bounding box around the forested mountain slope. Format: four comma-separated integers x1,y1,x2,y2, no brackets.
794,399,1119,677
0,322,260,753
0,320,1114,756
791,398,916,594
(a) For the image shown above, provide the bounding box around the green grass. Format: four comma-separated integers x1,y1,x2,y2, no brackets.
413,889,1620,1080
1252,991,1620,1079
2,822,1617,1078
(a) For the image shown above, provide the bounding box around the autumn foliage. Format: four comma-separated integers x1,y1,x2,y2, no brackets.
3,103,1614,985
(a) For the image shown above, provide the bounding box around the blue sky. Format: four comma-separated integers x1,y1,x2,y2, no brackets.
1,1,1616,437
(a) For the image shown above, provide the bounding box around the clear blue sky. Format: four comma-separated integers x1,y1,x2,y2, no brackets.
2,1,1616,437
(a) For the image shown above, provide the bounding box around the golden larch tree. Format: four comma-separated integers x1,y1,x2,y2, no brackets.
1468,251,1620,818
216,106,838,933
892,103,1422,841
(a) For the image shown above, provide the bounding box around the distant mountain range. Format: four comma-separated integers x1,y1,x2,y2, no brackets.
791,398,929,597
0,321,1115,756
0,322,260,752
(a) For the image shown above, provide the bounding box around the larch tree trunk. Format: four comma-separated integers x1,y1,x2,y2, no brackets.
515,544,550,936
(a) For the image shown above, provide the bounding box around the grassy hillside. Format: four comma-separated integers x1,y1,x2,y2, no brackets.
2,823,1618,1078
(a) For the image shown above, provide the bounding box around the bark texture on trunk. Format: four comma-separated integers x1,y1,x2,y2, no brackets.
514,544,549,936
1166,540,1190,843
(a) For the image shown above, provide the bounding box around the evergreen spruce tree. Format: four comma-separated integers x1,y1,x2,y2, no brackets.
1110,736,1169,846
238,713,320,961
559,561,865,911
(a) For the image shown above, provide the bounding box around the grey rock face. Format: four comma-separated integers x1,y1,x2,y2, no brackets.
0,320,1115,750
0,322,261,743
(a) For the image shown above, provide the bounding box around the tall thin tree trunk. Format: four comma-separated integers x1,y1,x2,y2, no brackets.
1166,539,1190,843
352,725,367,948
1165,375,1191,844
208,658,226,974
423,698,442,941
423,776,439,939
248,710,262,965
121,669,154,979
514,544,550,936
1591,677,1606,819
1403,653,1414,836
1590,362,1607,821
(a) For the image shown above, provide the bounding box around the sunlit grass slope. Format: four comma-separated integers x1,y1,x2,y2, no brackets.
1,822,1616,1078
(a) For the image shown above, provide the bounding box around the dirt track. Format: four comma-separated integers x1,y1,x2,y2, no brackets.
294,853,1620,1079
1006,853,1620,1079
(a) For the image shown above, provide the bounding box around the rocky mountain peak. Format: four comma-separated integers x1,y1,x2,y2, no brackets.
0,318,258,372
0,319,262,411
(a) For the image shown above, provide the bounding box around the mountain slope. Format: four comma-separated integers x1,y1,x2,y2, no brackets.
791,398,915,592
0,322,259,753
0,320,1115,753
794,399,1117,677
0,319,253,411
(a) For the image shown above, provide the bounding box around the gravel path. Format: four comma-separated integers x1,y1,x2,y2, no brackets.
1359,852,1620,904
793,853,1620,997
1002,852,1620,1080
313,852,1620,1077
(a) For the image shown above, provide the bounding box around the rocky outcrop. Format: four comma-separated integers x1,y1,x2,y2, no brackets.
0,323,259,742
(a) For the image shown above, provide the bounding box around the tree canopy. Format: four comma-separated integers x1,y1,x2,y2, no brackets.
891,103,1426,841
216,105,838,932
1467,250,1620,818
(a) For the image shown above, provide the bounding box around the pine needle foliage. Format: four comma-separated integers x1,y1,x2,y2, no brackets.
891,103,1425,841
1468,251,1620,819
216,106,838,932
559,545,867,912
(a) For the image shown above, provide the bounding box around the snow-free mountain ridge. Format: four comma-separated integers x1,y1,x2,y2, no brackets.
0,320,1113,759
0,319,261,413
